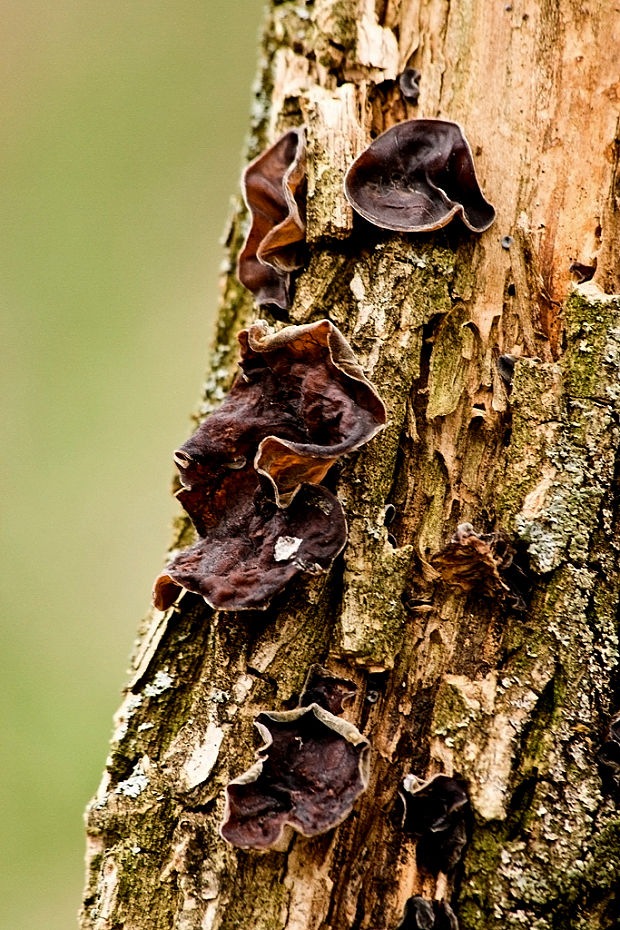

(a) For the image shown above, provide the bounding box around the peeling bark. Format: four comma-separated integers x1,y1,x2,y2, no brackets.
81,2,620,928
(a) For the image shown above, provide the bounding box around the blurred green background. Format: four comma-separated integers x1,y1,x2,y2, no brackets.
0,2,264,927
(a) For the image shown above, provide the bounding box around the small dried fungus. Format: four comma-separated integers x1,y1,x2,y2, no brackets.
401,773,470,874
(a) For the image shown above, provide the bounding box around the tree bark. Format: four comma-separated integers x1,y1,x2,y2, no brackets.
81,2,620,929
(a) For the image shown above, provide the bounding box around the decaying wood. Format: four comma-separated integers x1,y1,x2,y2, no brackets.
81,2,620,929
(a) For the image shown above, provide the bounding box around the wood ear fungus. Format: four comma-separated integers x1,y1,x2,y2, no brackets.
153,320,385,612
153,482,347,612
395,896,459,930
400,773,470,874
220,667,370,850
399,69,421,104
569,260,596,283
237,128,306,311
247,319,386,507
430,523,511,598
299,665,357,715
497,353,516,389
344,119,495,234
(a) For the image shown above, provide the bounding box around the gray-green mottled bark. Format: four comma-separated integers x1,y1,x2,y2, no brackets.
81,2,620,928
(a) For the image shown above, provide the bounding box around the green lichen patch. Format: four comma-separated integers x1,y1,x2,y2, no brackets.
552,818,620,928
219,851,290,930
337,515,413,668
495,358,563,526
291,247,353,324
313,0,358,53
416,453,452,555
563,290,620,403
496,292,620,576
427,304,474,419
457,822,508,930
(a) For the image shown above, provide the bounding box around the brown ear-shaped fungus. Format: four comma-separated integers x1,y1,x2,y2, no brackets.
398,69,421,104
430,523,509,597
220,694,370,850
395,897,459,930
171,319,385,509
247,319,386,506
430,523,531,609
344,119,495,233
401,773,470,874
569,260,596,283
497,353,516,390
153,483,347,612
237,128,306,311
153,319,384,611
299,664,357,715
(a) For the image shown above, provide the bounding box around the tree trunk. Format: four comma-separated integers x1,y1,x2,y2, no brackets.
81,2,620,929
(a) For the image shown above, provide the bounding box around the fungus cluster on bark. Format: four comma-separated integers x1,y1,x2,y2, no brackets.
237,120,494,316
152,111,497,921
400,773,470,874
221,666,370,850
153,319,385,612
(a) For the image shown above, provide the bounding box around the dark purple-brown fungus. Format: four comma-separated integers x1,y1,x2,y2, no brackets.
153,483,347,612
248,319,386,506
395,897,459,930
399,69,421,104
344,119,495,233
237,128,306,311
153,319,385,612
299,664,357,715
569,260,596,283
497,353,516,390
220,669,370,850
597,711,620,797
430,523,510,597
401,773,470,874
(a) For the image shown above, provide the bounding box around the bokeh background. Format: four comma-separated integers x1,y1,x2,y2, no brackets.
1,2,265,927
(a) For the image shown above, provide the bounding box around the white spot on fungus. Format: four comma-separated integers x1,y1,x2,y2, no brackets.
274,535,303,562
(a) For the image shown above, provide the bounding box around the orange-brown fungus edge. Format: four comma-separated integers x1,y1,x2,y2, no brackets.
152,319,385,612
